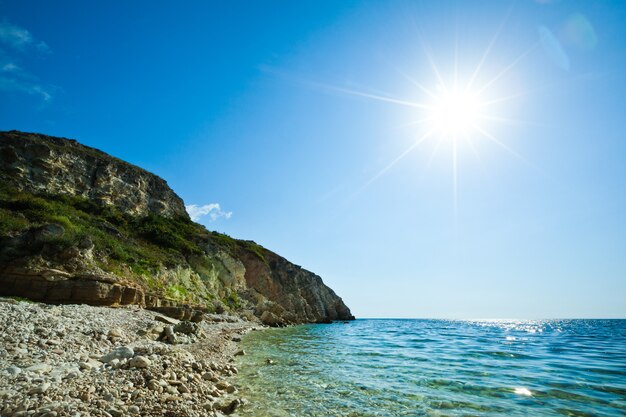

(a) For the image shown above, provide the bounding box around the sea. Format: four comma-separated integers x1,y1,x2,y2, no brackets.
234,319,626,416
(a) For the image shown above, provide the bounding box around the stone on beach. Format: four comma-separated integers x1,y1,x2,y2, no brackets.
79,358,103,370
100,346,134,363
174,320,199,335
107,328,124,338
26,363,52,374
216,398,244,415
129,356,151,368
29,382,51,394
4,365,21,376
162,325,178,344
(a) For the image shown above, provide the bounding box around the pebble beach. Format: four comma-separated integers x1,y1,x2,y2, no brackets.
0,298,261,417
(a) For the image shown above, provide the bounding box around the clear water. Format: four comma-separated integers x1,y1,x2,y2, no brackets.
235,319,626,416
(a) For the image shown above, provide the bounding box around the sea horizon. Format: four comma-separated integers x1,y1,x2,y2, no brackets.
355,317,626,320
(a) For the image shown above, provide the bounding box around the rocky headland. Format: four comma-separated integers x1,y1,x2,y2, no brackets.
0,130,354,416
0,130,353,326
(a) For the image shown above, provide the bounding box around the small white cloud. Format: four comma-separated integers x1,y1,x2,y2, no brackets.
30,84,52,101
186,203,233,222
0,21,32,49
36,41,50,53
0,20,50,53
0,76,53,101
2,62,20,73
0,20,53,102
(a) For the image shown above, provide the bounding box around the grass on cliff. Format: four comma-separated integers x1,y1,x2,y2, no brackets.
0,183,204,268
0,183,269,291
209,232,268,265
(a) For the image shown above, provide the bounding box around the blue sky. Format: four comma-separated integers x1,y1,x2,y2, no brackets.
1,1,625,318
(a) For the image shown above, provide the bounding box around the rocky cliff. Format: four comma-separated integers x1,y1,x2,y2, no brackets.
0,131,188,219
0,131,354,325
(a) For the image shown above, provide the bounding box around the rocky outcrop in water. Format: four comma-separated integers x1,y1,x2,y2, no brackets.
0,131,354,325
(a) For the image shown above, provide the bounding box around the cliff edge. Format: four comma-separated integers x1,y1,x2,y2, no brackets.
0,131,354,325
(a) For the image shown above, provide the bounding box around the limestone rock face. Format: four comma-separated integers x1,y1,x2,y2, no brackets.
237,250,354,325
0,130,354,324
0,131,188,218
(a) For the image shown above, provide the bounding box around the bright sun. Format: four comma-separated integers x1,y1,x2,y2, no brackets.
320,21,530,207
429,89,483,136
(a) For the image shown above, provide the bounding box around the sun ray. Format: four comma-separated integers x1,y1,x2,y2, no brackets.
464,135,487,175
394,67,439,100
473,125,528,164
324,84,431,109
358,127,436,194
259,66,433,110
482,70,608,108
424,136,444,173
454,13,459,91
466,4,514,92
343,79,420,103
477,42,539,95
479,114,547,128
394,117,432,130
409,14,449,92
423,43,449,93
481,91,529,106
477,126,548,177
452,135,459,218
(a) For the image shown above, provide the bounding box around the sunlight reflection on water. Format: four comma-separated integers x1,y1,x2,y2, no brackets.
236,319,626,417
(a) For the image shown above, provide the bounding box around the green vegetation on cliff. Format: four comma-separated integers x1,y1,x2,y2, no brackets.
0,182,205,268
0,183,268,306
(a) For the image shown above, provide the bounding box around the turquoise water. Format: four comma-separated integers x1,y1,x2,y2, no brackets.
235,319,626,416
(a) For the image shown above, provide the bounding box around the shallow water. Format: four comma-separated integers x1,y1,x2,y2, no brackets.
235,319,626,416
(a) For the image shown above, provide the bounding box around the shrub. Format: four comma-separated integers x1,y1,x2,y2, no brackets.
223,290,241,309
0,208,29,235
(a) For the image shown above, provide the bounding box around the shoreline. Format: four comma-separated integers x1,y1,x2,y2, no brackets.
0,297,263,416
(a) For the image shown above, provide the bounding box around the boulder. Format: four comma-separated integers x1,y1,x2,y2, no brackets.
129,356,151,369
173,321,198,335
